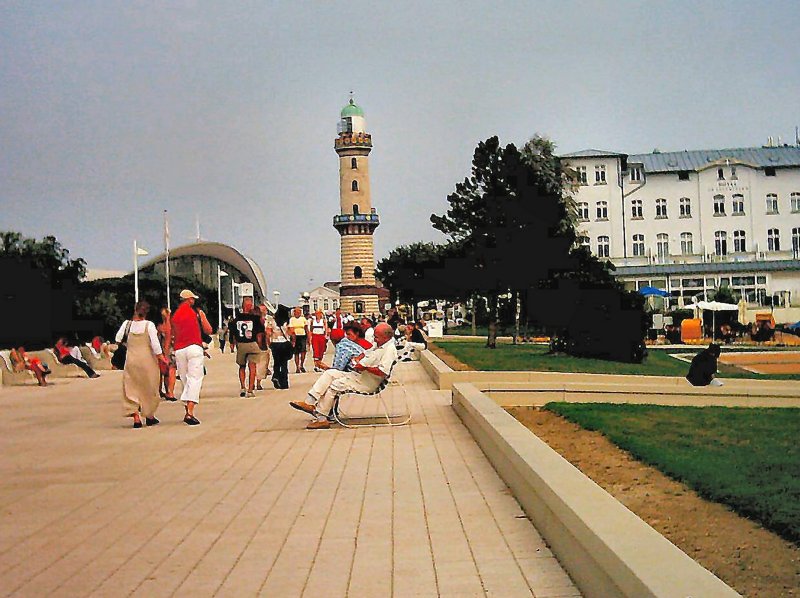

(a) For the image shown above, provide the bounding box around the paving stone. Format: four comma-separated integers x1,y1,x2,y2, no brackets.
0,352,579,597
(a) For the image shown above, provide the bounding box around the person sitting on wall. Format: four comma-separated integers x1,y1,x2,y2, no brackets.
10,347,49,386
686,343,723,386
289,323,397,430
54,337,100,378
397,321,427,361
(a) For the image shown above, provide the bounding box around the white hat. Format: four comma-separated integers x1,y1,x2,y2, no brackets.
179,289,199,300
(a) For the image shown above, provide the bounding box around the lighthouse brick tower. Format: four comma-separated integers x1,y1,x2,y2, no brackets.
334,97,380,316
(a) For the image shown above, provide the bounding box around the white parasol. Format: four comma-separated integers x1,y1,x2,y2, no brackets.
695,300,739,340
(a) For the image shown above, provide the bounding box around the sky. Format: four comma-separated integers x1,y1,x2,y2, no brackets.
2,1,799,303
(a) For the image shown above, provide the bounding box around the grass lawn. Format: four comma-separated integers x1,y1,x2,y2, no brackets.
544,403,800,545
433,338,800,379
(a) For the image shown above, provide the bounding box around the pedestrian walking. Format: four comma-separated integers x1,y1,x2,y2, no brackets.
288,306,309,373
157,307,177,401
268,304,292,389
116,301,167,428
230,297,266,398
309,308,329,372
217,323,227,353
256,303,271,389
171,289,214,425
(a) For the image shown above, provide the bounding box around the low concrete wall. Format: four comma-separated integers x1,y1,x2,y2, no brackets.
452,382,740,598
419,349,460,390
483,380,800,408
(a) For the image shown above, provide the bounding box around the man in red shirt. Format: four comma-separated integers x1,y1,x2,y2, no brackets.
171,289,213,425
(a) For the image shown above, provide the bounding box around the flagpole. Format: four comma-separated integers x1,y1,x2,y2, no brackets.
164,210,171,311
134,239,139,303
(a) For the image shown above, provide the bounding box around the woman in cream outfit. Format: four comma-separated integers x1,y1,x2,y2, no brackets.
116,301,168,428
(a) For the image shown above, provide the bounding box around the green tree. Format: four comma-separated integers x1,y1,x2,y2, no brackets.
0,231,86,285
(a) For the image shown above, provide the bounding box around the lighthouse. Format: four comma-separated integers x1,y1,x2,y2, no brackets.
333,97,380,316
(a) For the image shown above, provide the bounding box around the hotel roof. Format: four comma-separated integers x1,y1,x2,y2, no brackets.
630,146,800,173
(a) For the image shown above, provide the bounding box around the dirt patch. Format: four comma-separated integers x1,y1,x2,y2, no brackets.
719,351,800,374
507,407,800,597
427,341,473,371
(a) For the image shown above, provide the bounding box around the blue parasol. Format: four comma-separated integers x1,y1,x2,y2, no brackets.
638,286,670,297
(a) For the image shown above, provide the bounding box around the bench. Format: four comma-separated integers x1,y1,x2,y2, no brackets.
330,361,411,428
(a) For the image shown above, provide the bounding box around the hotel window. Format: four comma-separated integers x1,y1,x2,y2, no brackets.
575,166,588,185
713,195,725,215
632,234,645,256
733,230,746,252
732,194,745,215
792,228,800,258
730,166,738,180
595,164,606,184
577,235,590,249
596,201,608,220
767,228,780,251
792,192,800,212
765,167,776,177
766,193,779,213
678,171,690,181
597,236,610,258
655,198,667,219
631,199,643,218
680,232,693,255
313,300,319,310
323,299,329,310
717,168,725,180
577,202,589,221
630,166,642,182
656,233,669,260
714,231,728,256
679,197,691,217
351,157,357,169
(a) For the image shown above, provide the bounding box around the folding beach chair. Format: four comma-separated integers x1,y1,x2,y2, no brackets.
329,360,410,428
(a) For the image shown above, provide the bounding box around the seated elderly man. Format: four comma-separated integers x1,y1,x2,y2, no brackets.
290,322,397,429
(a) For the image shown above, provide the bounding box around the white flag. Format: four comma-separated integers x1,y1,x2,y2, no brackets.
164,211,170,250
136,247,149,256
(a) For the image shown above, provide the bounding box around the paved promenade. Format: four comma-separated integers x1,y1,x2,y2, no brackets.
0,351,579,597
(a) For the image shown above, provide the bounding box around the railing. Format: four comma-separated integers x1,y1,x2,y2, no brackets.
335,133,372,148
333,213,380,226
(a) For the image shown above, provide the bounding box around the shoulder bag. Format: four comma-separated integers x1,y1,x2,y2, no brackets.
111,320,133,369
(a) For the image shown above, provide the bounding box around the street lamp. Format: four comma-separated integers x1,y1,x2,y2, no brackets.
217,266,229,328
231,281,240,317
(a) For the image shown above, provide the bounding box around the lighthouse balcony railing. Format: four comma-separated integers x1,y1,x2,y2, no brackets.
333,214,380,226
335,133,373,148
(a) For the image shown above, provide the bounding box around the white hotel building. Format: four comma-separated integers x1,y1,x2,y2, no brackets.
561,145,800,314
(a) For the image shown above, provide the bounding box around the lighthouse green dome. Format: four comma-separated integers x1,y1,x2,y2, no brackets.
340,98,364,118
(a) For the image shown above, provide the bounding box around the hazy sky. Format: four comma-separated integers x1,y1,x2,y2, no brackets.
2,1,799,302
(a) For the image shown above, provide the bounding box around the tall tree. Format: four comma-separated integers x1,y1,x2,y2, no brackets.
0,231,86,285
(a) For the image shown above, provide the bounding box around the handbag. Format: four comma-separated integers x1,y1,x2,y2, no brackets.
111,320,132,369
196,311,212,344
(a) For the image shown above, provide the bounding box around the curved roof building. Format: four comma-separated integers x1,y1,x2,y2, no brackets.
138,241,267,302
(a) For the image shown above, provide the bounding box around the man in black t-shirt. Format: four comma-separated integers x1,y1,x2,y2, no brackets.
232,298,266,397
